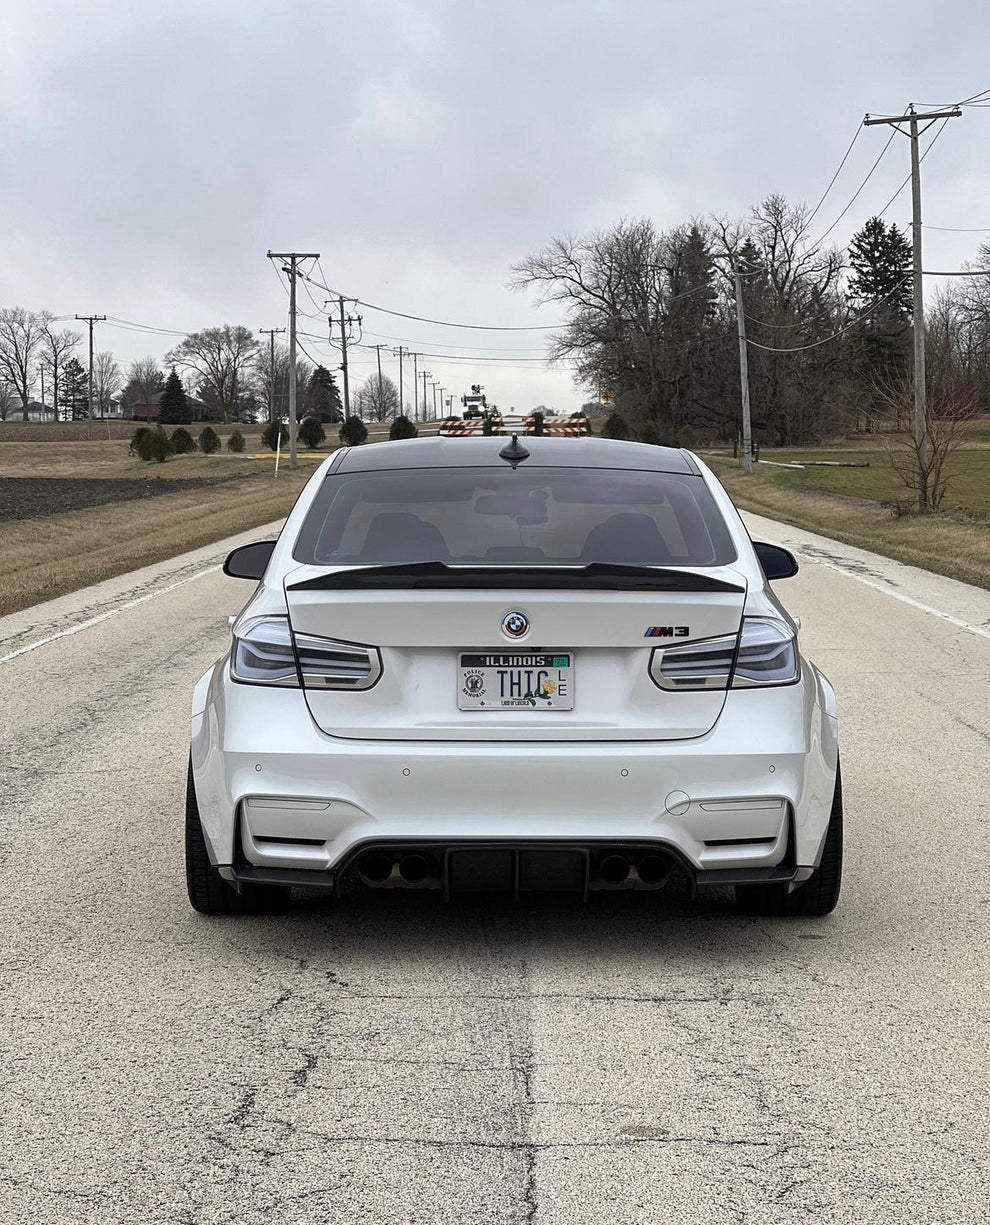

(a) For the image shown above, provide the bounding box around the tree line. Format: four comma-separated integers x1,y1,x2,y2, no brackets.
513,195,990,446
0,316,375,425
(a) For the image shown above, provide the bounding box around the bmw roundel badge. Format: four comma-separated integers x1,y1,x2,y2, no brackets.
501,610,530,639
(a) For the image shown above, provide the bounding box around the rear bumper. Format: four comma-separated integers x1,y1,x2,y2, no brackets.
191,660,838,877
219,840,811,898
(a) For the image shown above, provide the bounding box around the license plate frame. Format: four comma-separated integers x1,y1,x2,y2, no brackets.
457,652,574,711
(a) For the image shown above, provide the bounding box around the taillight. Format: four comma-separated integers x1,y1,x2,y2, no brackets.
230,616,381,690
650,617,798,691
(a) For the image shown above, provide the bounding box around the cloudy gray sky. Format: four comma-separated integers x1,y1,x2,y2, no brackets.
2,0,987,412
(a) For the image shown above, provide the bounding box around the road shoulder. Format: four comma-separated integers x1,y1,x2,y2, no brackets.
0,518,284,663
742,511,990,640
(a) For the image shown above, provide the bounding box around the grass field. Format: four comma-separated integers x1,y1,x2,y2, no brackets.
0,442,327,616
707,423,990,590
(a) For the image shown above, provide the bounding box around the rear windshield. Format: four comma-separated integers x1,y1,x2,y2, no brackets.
293,466,736,567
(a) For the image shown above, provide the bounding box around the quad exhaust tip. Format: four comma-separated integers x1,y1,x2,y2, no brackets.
355,847,676,892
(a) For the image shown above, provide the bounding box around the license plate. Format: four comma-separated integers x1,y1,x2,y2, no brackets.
458,653,574,710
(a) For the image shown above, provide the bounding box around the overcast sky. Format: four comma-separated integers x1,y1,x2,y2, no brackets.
2,0,987,413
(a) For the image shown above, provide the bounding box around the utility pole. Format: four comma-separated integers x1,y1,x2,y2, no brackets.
863,104,962,508
411,353,420,419
267,251,319,468
330,295,361,419
420,369,432,422
373,344,387,418
258,327,286,424
431,381,440,420
393,346,405,416
731,268,753,475
75,314,106,437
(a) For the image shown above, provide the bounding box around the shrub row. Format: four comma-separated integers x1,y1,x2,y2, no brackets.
256,414,419,451
129,426,244,463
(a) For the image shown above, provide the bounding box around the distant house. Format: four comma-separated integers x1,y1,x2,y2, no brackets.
24,400,53,421
128,391,212,422
94,398,127,420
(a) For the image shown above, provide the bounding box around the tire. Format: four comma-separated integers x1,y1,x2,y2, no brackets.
184,757,290,915
735,761,843,918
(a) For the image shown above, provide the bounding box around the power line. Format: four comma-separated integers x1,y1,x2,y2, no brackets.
350,340,562,365
871,117,950,218
744,281,909,353
924,224,990,232
359,327,549,352
295,334,325,369
805,124,863,228
887,85,990,110
104,316,188,337
301,270,564,331
807,128,898,247
743,302,845,329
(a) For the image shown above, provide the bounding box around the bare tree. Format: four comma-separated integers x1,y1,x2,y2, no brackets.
165,325,258,423
41,326,82,421
354,372,399,421
513,219,731,443
0,381,18,421
0,307,52,419
93,352,121,418
713,197,845,444
120,357,165,417
877,374,977,510
252,343,311,423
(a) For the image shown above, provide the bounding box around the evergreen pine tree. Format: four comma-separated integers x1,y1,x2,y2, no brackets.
62,357,89,420
389,415,418,440
849,218,913,316
338,416,368,446
306,366,344,423
848,218,913,415
158,367,191,424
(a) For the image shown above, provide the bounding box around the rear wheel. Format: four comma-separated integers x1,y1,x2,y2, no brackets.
185,758,290,915
735,762,843,918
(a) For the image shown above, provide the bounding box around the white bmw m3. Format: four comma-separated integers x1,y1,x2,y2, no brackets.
186,435,841,917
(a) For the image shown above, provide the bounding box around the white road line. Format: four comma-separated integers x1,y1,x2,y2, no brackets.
808,557,990,641
0,565,221,665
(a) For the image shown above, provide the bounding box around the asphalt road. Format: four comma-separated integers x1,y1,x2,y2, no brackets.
1,514,989,1224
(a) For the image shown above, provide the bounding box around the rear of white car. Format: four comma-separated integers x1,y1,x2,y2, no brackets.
187,437,840,917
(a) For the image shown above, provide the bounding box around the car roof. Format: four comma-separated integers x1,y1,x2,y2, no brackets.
333,436,700,474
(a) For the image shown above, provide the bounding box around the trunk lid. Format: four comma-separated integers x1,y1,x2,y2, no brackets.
284,564,747,742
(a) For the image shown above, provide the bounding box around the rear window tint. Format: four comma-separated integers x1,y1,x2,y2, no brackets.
293,467,736,567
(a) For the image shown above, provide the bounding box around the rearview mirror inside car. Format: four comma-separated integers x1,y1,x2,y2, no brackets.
223,540,277,580
754,542,799,580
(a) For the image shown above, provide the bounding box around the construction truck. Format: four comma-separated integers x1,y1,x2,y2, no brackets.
461,384,487,419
